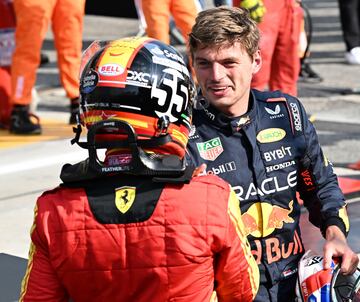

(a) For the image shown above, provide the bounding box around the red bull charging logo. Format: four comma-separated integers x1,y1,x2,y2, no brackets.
241,200,303,265
241,200,294,238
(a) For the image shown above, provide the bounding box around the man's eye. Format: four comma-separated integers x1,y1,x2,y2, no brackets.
197,61,209,67
223,61,236,67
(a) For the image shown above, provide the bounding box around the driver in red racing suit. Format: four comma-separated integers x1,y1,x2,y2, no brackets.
19,37,259,302
186,6,359,302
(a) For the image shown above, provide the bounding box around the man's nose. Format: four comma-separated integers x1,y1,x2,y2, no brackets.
210,63,225,81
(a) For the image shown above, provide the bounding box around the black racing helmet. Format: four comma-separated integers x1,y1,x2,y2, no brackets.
75,37,196,175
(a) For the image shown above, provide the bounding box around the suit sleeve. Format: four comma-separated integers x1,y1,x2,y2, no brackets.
19,200,68,302
296,100,350,237
214,188,259,302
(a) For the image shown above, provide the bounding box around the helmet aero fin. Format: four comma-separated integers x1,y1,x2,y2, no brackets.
74,37,195,176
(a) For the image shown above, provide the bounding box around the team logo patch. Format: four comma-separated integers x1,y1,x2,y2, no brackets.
115,186,136,214
80,69,99,93
265,105,284,119
265,105,281,115
257,128,286,143
196,137,223,161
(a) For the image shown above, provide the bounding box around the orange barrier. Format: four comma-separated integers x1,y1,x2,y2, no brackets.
338,176,360,195
348,161,360,171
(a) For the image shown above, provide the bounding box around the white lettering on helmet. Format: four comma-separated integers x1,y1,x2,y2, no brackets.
127,70,151,83
164,49,185,64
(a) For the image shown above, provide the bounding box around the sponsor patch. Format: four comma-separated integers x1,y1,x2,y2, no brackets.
232,170,297,201
98,63,124,76
289,102,302,134
251,229,303,265
257,128,286,143
241,200,295,238
265,104,284,119
126,70,151,86
263,146,292,162
206,161,237,175
266,160,296,173
196,137,223,161
80,69,99,93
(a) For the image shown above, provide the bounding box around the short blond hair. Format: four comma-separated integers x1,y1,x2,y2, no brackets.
189,6,260,58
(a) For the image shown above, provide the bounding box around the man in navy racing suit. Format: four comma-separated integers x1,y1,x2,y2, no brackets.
186,6,359,302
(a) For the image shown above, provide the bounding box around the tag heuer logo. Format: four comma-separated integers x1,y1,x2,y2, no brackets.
196,137,223,161
115,186,136,214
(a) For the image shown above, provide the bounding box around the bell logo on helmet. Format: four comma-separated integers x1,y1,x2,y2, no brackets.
152,68,189,123
98,63,124,76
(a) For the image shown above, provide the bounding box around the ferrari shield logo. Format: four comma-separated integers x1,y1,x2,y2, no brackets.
115,186,136,214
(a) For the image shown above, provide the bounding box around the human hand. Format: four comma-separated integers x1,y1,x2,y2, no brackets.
240,0,266,23
192,163,207,177
323,226,359,275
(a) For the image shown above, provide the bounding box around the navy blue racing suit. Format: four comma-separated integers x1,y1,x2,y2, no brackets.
186,89,349,301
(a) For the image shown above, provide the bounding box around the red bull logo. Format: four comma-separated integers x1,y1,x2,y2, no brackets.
241,200,302,264
241,200,294,237
251,229,303,264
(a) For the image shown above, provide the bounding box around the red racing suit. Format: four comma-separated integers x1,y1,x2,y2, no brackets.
141,0,198,45
0,0,15,127
19,169,259,302
250,0,303,96
11,0,85,106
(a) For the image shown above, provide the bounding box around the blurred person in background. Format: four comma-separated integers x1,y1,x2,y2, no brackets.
133,0,147,37
141,0,198,45
9,0,86,135
234,0,302,96
298,1,323,83
0,0,16,129
338,0,360,64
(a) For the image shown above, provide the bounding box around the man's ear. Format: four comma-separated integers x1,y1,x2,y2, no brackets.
252,49,262,74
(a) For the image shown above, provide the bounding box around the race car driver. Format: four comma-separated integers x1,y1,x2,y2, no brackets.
186,6,359,302
19,37,259,302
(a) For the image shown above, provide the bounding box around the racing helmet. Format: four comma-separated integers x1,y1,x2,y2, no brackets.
75,37,195,175
296,250,360,302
